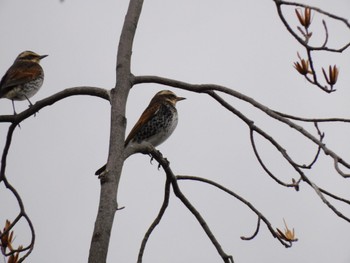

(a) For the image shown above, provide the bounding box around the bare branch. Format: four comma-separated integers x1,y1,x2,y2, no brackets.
321,20,329,48
89,0,144,262
301,122,324,169
130,143,234,263
275,0,350,28
273,0,349,92
309,181,350,223
207,92,350,222
0,86,110,124
273,0,350,51
241,217,261,241
133,75,350,176
272,110,350,123
0,123,36,262
137,177,171,263
250,129,298,188
133,75,350,224
0,124,16,180
176,175,292,247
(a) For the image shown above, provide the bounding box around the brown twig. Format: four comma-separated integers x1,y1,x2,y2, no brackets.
272,110,350,123
133,75,350,176
177,175,292,247
0,125,36,261
0,86,110,124
241,217,261,241
133,76,350,223
301,122,324,169
137,177,171,263
0,86,110,262
274,0,350,51
249,129,297,188
274,0,349,93
142,147,234,263
207,91,350,222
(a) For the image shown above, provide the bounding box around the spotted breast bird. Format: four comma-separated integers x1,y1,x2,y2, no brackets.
95,90,185,176
0,51,48,114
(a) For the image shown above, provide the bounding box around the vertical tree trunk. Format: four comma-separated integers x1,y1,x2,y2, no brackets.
88,1,144,262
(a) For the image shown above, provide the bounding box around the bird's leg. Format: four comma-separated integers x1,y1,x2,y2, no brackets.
11,100,17,115
11,100,21,128
25,95,38,117
24,95,33,107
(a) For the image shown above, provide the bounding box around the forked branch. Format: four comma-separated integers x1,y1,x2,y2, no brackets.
0,125,35,262
130,143,234,263
133,75,350,176
274,0,349,92
0,86,110,262
177,175,294,247
133,75,350,223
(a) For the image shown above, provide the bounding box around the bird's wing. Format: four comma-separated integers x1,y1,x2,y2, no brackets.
124,102,160,146
0,63,41,94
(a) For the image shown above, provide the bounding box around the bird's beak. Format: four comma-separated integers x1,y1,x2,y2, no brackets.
39,54,48,60
176,96,186,102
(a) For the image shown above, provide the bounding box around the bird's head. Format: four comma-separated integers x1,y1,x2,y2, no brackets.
152,90,186,106
16,51,48,63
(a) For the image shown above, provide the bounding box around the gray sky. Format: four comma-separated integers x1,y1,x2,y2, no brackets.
1,0,350,262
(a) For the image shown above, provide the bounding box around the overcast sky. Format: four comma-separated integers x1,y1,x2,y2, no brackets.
1,0,350,262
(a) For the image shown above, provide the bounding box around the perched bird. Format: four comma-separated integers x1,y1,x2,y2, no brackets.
0,51,48,114
95,90,185,176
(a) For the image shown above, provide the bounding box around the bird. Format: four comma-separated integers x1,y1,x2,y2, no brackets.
0,50,48,115
95,90,186,176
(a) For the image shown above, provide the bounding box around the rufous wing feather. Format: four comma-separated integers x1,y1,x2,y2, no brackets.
124,102,161,146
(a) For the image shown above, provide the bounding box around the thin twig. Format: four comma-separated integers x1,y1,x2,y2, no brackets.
147,147,234,263
0,124,16,180
249,130,297,188
273,0,350,51
137,178,171,263
241,217,261,241
133,75,350,176
273,0,350,93
1,176,36,261
0,125,35,261
322,20,329,48
176,175,291,247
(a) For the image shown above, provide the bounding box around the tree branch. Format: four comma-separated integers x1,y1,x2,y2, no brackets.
127,143,234,263
0,86,110,124
88,0,144,262
151,150,234,263
133,75,350,223
273,0,350,51
133,75,350,176
0,126,36,262
273,0,349,92
137,177,171,263
176,175,293,247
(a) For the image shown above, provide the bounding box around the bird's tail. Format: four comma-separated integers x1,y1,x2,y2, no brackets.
95,164,106,176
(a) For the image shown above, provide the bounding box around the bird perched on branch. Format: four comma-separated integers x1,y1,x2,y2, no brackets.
0,51,48,114
95,90,186,176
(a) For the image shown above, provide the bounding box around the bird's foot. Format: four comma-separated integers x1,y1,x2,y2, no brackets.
149,152,169,170
28,104,39,117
